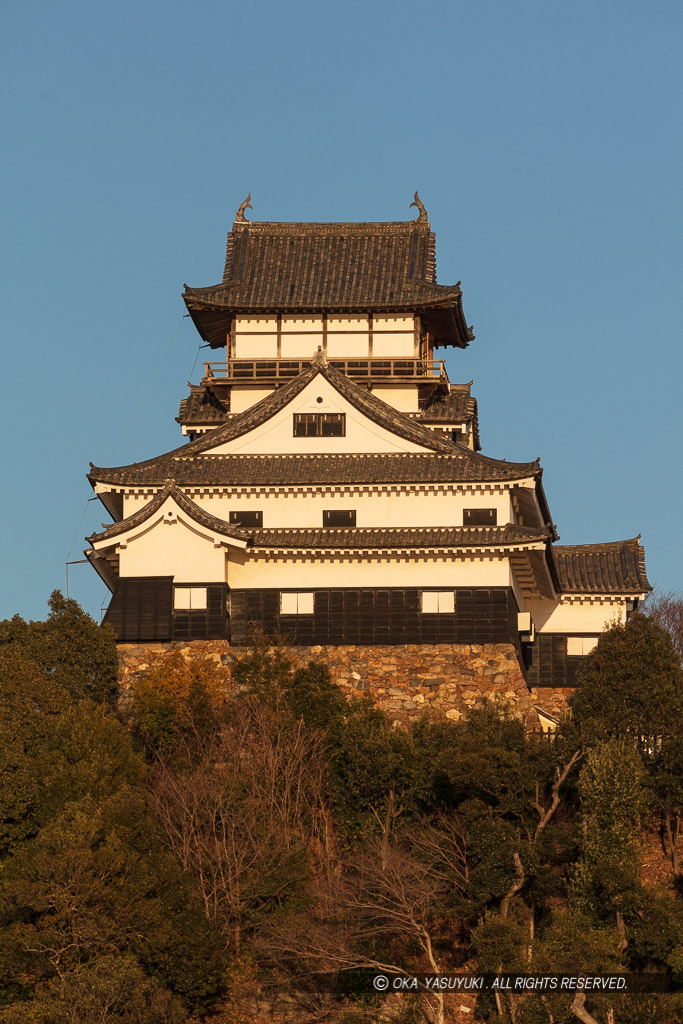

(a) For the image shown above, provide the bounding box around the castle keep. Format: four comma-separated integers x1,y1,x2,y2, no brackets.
86,195,650,717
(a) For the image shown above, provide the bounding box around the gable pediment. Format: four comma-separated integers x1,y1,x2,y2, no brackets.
201,373,437,455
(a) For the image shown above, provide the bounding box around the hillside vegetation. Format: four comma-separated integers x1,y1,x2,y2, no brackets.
0,594,682,1024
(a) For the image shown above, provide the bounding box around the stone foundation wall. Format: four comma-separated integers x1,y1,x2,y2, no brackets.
116,641,575,726
527,686,575,721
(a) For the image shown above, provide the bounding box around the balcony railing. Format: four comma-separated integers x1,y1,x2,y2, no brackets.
203,358,449,383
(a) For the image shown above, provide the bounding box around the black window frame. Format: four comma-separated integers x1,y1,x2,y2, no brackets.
463,508,498,526
229,510,263,528
322,509,357,527
293,413,346,437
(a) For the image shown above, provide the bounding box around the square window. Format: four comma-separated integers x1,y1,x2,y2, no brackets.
173,587,207,611
567,636,598,656
280,592,314,615
174,589,192,610
421,591,454,613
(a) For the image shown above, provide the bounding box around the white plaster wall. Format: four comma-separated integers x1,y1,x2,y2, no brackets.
372,317,415,358
327,316,370,357
234,317,278,358
234,335,278,358
230,388,275,413
526,597,628,633
280,316,323,358
372,387,420,413
118,516,227,583
327,335,370,357
226,552,512,589
121,488,516,529
203,376,434,455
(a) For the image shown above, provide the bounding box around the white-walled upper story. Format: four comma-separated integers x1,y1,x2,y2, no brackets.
232,314,418,360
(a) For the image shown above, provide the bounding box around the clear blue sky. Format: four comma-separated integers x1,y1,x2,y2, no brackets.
2,0,681,621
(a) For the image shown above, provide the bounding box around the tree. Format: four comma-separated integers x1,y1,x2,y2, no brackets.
643,590,683,662
130,649,231,752
570,740,649,948
0,591,118,705
0,648,67,857
0,955,185,1024
651,734,683,875
570,612,683,742
148,699,329,951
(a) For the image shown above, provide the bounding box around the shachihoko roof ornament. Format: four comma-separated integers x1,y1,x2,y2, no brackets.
234,193,253,223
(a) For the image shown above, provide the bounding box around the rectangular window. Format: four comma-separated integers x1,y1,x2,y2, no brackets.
280,592,315,615
421,591,455,614
463,508,497,526
293,413,345,437
229,510,263,528
173,586,208,611
323,510,356,527
567,636,599,656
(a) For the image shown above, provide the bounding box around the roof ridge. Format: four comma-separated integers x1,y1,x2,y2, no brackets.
229,220,432,232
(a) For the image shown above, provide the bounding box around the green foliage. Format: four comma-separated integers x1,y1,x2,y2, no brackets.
4,611,682,1020
628,889,683,971
0,955,186,1024
129,650,230,751
578,739,648,857
571,612,683,741
0,597,229,1017
287,660,349,731
0,648,67,856
653,735,683,812
328,697,426,838
0,591,118,705
230,630,294,703
570,740,647,920
473,912,527,972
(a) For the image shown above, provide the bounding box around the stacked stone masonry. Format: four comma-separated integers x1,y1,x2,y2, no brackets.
117,641,576,726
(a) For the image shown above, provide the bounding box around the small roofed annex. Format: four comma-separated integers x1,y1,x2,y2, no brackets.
86,194,650,695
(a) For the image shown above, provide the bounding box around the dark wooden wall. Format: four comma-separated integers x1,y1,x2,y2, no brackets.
171,584,228,642
229,587,520,647
104,579,227,643
103,577,173,642
105,580,522,649
524,634,582,687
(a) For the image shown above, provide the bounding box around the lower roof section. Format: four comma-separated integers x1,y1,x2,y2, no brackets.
249,524,548,550
91,451,540,489
553,538,650,594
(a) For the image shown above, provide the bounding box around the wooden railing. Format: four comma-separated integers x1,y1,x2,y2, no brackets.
203,358,449,382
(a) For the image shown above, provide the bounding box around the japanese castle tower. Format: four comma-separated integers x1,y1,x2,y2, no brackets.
86,194,650,694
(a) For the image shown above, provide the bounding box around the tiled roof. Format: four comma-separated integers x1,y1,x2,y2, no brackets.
419,387,475,422
87,480,249,546
183,203,474,348
92,360,538,488
177,387,229,426
177,380,482,447
250,524,550,550
553,538,651,594
90,452,540,489
417,384,480,450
